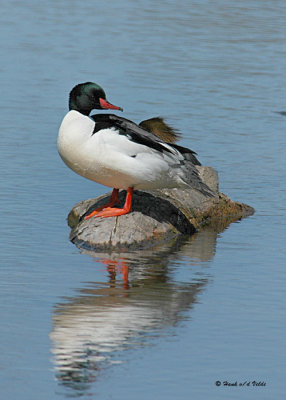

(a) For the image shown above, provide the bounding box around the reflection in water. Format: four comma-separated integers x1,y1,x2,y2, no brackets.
50,229,218,394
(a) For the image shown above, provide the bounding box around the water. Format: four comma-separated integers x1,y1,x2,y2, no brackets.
1,1,286,399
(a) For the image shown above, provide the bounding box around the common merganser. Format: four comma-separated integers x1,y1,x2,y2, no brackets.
58,82,213,219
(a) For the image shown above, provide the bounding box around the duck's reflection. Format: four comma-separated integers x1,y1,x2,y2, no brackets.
50,229,218,392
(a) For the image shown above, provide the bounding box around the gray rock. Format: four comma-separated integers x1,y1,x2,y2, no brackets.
68,166,254,250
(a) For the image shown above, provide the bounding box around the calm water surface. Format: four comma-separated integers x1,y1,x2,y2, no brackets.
1,1,286,399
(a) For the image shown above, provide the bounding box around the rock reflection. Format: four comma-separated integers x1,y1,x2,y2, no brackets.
50,229,218,393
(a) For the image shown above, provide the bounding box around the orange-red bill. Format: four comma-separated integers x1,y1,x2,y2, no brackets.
99,97,123,111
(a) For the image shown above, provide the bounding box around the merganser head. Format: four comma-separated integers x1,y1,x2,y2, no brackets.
69,82,123,115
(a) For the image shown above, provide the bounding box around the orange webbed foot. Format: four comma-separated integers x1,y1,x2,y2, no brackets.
94,206,130,219
84,188,120,220
93,188,133,219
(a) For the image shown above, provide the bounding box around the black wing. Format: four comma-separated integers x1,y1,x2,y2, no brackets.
170,143,201,166
90,113,177,155
90,113,201,165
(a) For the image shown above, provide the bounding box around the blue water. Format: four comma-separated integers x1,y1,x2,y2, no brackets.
1,1,286,399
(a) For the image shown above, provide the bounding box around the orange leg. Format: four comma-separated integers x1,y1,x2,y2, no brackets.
121,263,129,289
101,258,129,289
84,188,120,220
94,187,133,219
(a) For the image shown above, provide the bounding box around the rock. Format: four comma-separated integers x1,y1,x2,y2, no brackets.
67,166,254,251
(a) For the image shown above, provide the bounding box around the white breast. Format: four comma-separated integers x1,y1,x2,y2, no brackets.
58,110,107,182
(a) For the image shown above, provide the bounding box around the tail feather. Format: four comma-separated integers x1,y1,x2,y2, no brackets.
178,161,215,197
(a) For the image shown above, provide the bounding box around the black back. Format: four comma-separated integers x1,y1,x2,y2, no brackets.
90,113,200,165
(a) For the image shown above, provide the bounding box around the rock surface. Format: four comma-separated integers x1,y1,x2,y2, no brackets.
67,166,254,250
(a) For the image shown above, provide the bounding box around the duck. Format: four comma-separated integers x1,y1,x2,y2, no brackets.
58,82,213,219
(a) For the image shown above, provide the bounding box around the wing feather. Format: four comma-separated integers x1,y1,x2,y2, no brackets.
90,114,180,156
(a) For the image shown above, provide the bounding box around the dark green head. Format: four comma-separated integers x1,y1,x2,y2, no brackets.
69,82,123,115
